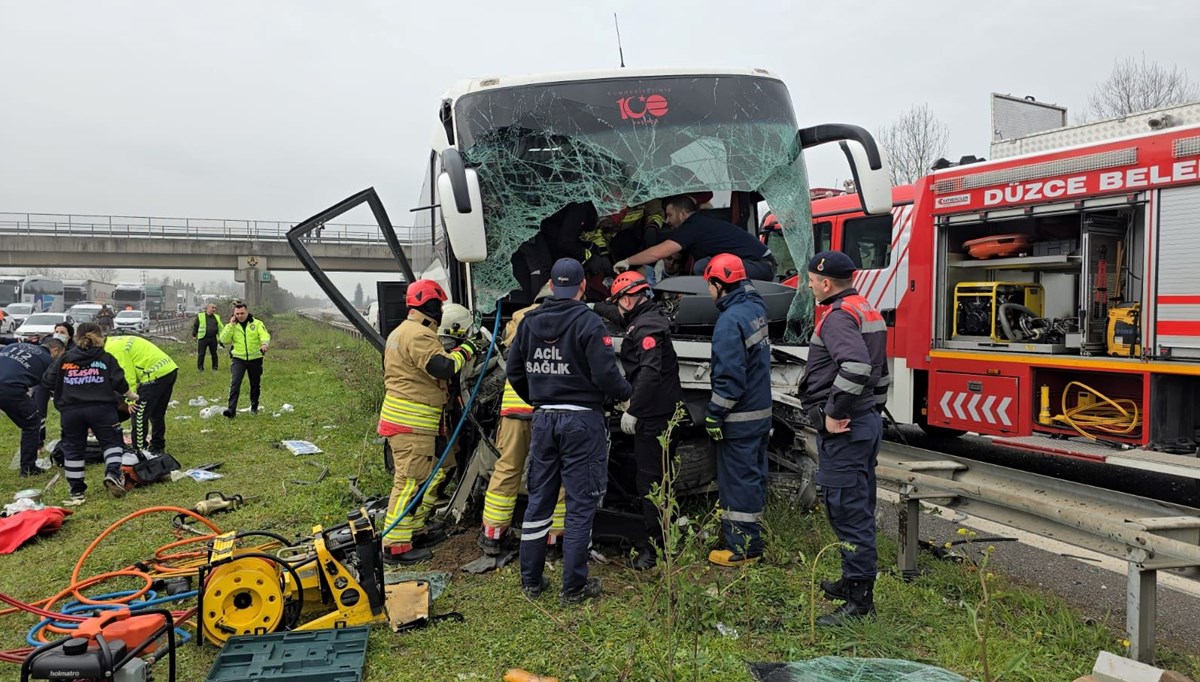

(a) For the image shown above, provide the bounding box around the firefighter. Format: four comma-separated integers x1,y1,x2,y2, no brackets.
478,284,569,557
610,270,683,570
799,250,890,626
506,258,632,604
702,254,773,567
378,280,478,565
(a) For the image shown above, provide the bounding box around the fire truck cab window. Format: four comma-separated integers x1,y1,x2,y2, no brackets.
813,220,832,254
842,214,892,269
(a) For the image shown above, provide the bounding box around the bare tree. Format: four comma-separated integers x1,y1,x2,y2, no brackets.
85,268,118,283
1088,55,1200,120
877,104,950,186
26,266,68,279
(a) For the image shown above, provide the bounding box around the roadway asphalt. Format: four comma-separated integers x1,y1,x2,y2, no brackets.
880,427,1200,658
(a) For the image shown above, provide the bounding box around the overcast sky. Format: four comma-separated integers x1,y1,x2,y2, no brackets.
3,0,1198,299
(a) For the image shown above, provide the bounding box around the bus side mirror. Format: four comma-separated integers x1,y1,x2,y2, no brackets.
839,141,892,216
798,124,893,216
438,148,488,263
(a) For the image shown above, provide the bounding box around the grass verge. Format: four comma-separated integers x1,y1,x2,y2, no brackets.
0,315,1195,681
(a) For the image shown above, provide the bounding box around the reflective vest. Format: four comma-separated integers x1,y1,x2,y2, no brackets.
499,301,539,418
195,312,224,340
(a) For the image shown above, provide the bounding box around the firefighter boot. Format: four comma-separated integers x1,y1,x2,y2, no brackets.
817,578,876,626
382,544,433,566
477,530,502,557
821,576,850,601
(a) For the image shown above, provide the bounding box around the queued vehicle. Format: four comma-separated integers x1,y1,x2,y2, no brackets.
67,303,103,324
113,310,150,333
15,313,70,342
4,303,35,329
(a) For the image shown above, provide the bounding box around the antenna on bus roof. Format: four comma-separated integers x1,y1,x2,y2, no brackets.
613,13,626,68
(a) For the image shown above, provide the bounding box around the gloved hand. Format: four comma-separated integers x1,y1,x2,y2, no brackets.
456,338,479,361
705,416,724,441
614,259,631,274
621,411,638,435
616,400,630,412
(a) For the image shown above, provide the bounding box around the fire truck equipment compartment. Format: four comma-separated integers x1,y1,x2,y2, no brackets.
929,371,1022,436
962,233,1032,259
1107,303,1142,357
953,282,1045,342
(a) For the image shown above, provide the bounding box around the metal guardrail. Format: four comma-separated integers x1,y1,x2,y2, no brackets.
876,441,1200,663
0,211,432,247
297,309,364,341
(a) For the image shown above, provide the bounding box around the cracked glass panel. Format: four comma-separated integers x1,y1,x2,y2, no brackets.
454,74,817,339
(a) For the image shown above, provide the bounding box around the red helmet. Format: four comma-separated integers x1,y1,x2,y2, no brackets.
406,279,448,307
610,271,650,300
703,253,747,285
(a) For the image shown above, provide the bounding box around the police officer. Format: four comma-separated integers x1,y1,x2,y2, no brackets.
219,301,271,417
0,338,65,477
507,258,632,604
192,303,225,371
479,285,568,557
702,254,774,567
378,280,478,564
610,271,683,570
105,333,179,456
799,250,890,625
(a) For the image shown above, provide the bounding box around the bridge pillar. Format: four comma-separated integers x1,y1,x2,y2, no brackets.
235,268,263,308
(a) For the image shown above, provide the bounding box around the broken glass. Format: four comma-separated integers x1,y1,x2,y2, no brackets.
451,74,817,339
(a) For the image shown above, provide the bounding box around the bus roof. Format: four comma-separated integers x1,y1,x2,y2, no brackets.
443,66,782,99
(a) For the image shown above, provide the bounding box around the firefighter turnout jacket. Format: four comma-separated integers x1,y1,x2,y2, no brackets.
506,297,631,409
499,301,540,419
799,288,890,420
706,283,773,439
618,298,682,420
378,309,473,436
218,315,271,361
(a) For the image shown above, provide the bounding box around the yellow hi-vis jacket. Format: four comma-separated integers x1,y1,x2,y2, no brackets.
217,315,271,361
378,309,472,436
499,301,539,418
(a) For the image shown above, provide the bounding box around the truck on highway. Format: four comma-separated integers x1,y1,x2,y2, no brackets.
112,283,146,311
63,279,116,307
288,66,893,537
144,284,179,319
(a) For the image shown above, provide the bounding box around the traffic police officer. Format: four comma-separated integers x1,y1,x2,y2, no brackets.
702,254,773,567
799,250,890,625
479,285,568,557
507,258,631,604
611,270,683,570
192,303,225,372
378,280,478,564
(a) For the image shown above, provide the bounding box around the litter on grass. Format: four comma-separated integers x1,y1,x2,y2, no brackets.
279,440,322,456
188,397,209,407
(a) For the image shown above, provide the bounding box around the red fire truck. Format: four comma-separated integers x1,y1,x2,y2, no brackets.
811,114,1200,467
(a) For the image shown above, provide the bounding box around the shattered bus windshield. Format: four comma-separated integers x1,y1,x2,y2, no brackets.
454,73,816,336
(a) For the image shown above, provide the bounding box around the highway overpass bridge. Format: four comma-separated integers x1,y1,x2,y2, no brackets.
0,212,437,273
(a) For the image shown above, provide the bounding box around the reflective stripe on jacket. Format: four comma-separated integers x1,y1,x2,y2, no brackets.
800,289,890,419
705,283,773,439
377,309,462,435
499,301,539,418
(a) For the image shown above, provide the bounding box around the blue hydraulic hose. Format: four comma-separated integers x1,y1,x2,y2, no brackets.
26,589,198,647
381,301,504,538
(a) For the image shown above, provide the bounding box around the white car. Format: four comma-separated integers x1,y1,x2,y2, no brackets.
5,303,34,329
113,310,150,333
15,313,69,342
67,303,103,324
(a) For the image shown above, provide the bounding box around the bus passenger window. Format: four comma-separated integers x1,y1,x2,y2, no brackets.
841,214,892,269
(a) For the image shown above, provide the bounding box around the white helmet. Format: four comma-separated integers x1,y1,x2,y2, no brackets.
438,303,474,341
